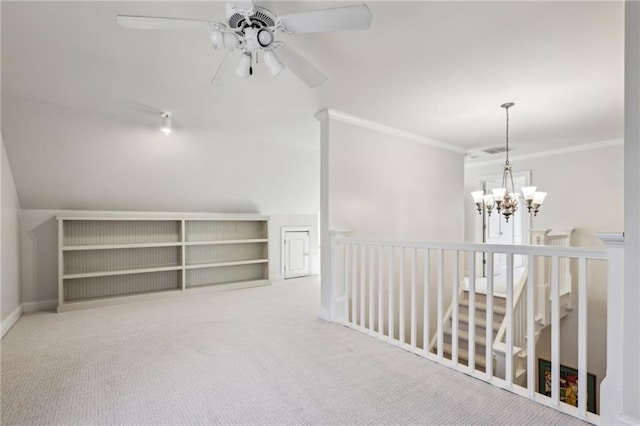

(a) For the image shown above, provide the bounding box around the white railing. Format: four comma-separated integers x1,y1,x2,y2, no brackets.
332,237,607,424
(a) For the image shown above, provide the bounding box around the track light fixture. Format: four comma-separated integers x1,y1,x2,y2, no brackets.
160,112,171,135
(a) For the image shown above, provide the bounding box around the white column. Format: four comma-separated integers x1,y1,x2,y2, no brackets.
620,1,640,423
317,109,332,321
597,233,628,424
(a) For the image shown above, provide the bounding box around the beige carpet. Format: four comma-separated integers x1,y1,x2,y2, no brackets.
1,276,585,425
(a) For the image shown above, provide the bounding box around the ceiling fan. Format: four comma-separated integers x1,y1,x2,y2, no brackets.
116,1,372,88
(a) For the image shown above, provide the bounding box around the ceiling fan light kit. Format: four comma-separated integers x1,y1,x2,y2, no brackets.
263,50,285,77
236,53,252,78
470,103,547,222
116,1,373,88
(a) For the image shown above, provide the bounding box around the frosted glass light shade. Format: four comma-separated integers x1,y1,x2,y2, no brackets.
483,194,494,205
533,191,547,204
521,186,537,200
210,31,239,50
264,51,285,77
471,191,484,203
236,54,251,78
492,188,506,202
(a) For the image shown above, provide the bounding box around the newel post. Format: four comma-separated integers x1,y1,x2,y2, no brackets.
597,233,625,424
319,229,349,322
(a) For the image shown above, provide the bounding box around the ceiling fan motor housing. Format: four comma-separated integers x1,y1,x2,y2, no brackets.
226,5,276,29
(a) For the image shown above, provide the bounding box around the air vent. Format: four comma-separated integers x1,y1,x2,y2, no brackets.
228,7,276,29
482,146,512,155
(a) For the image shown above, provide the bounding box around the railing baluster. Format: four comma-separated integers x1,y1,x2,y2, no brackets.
506,252,513,387
452,250,459,366
399,247,406,345
468,251,476,372
527,254,535,397
352,244,358,327
578,257,587,416
437,249,444,360
344,243,350,324
360,244,366,329
423,249,430,355
411,247,417,351
329,238,608,423
369,245,374,333
551,255,560,406
486,252,494,381
388,246,394,342
378,245,384,335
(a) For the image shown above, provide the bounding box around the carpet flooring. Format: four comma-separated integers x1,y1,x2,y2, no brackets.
1,276,586,425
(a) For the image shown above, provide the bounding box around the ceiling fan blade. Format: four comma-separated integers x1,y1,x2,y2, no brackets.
276,43,327,88
211,50,240,86
279,4,372,34
116,15,214,30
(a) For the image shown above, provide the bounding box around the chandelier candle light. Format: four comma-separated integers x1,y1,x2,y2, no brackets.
470,102,547,222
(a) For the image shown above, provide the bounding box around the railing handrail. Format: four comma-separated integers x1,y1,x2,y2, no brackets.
494,270,528,348
337,238,607,260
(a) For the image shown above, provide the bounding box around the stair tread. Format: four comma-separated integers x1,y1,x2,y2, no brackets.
443,328,493,346
456,313,502,331
441,342,487,367
459,298,507,315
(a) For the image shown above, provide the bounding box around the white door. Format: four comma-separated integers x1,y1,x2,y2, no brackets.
283,231,310,279
484,175,527,274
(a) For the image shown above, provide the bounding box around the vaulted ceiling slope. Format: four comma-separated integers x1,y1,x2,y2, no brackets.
1,1,623,211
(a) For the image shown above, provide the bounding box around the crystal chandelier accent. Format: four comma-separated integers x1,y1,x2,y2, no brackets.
470,103,547,222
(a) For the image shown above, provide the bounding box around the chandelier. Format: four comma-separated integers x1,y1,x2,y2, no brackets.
470,102,547,222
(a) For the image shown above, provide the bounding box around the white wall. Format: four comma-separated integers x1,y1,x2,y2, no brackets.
1,136,22,334
19,209,318,310
464,141,624,412
319,111,465,332
328,119,465,241
465,141,624,246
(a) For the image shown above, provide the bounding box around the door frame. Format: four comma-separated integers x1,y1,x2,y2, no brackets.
281,226,312,278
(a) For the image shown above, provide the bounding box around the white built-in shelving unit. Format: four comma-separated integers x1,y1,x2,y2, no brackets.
57,213,269,312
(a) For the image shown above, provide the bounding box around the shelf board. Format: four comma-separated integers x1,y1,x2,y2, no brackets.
64,288,181,304
186,278,269,290
185,259,268,270
184,239,268,246
58,279,270,312
62,242,182,251
63,265,183,280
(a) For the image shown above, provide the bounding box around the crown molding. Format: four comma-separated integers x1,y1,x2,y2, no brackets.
314,108,467,154
465,138,624,168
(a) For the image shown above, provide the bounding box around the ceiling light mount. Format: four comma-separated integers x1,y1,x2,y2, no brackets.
470,102,547,222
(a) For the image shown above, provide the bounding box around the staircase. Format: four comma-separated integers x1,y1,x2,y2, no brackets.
435,290,506,371
430,229,575,381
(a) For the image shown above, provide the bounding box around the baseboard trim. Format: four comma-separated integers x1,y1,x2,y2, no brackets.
1,305,23,338
318,307,333,322
22,299,57,313
618,414,640,425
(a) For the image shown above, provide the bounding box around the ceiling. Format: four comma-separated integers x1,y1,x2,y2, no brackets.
1,1,624,211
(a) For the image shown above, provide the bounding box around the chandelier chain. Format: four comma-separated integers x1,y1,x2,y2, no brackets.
505,106,510,165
